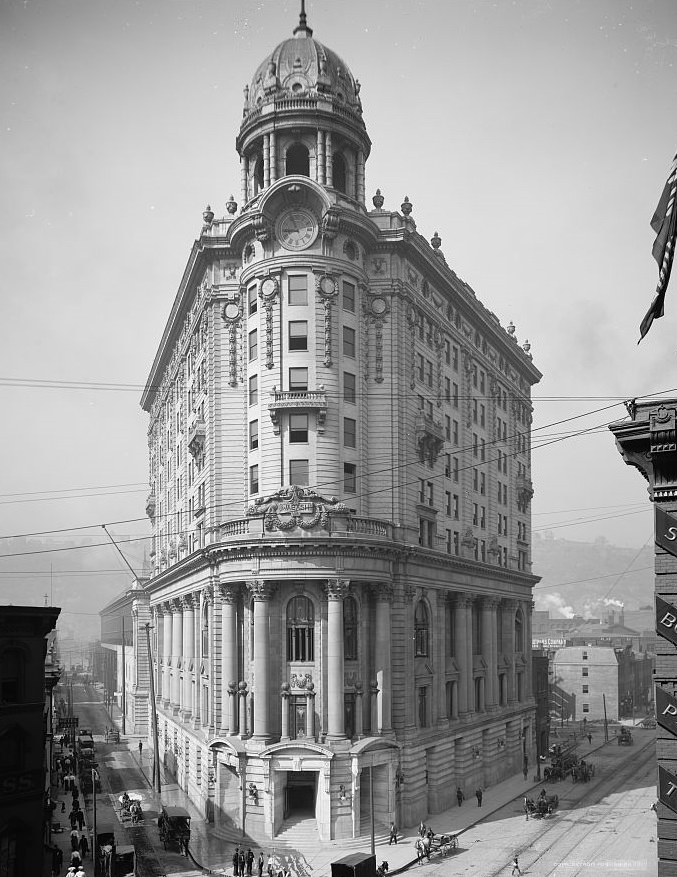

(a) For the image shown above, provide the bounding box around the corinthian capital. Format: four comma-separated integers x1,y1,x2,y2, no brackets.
371,583,394,603
247,579,276,601
217,583,240,604
324,578,350,601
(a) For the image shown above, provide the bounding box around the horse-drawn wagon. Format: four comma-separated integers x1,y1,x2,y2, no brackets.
526,791,559,817
543,741,578,781
158,804,191,852
414,830,460,861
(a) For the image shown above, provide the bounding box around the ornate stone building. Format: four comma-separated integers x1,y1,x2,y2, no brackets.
138,7,541,841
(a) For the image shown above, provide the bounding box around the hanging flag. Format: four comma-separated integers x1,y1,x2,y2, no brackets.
639,153,677,342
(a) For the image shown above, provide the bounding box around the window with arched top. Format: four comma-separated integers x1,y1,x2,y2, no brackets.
254,155,264,193
0,649,24,704
201,601,209,660
332,153,347,193
343,596,358,660
515,609,524,652
286,143,310,177
414,601,429,657
287,595,314,662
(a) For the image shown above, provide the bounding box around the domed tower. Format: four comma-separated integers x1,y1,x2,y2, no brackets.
236,3,370,207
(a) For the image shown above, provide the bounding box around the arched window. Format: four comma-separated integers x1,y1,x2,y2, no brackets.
254,155,264,193
286,143,310,177
343,596,358,660
332,152,347,193
414,601,429,657
0,649,24,704
515,609,524,652
287,595,314,662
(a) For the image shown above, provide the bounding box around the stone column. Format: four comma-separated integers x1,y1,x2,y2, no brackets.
373,584,393,733
356,149,365,203
325,578,349,740
241,155,249,205
162,602,172,706
305,684,315,740
525,600,534,698
170,599,183,712
263,134,270,188
325,132,333,187
504,600,517,705
182,595,195,719
269,132,277,183
317,130,325,184
355,683,363,738
481,598,495,710
249,580,274,741
466,599,475,714
238,682,248,737
280,685,290,741
490,601,499,710
453,596,469,716
219,585,238,734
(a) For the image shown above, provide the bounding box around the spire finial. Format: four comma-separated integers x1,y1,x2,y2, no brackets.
294,0,313,36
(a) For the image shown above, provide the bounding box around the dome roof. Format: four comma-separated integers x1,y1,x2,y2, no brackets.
244,12,362,116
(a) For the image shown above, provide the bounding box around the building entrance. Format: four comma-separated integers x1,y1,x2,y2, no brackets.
284,771,316,816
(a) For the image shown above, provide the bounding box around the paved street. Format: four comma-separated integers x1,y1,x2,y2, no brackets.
53,683,657,877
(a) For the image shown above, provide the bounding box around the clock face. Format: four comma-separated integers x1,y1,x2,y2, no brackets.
319,275,335,295
276,208,318,251
261,278,277,297
371,297,387,315
224,303,240,321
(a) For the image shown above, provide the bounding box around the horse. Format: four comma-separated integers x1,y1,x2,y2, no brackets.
414,837,431,864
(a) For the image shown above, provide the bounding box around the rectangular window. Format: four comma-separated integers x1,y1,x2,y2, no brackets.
582,703,589,713
473,399,478,423
582,651,588,660
445,415,451,440
453,457,459,482
419,479,426,504
249,464,259,494
453,419,459,445
473,503,478,526
453,382,459,408
248,374,258,406
444,454,452,477
473,468,478,491
289,367,308,391
446,529,452,554
582,685,589,694
426,360,433,387
289,321,308,351
418,519,434,547
418,686,429,727
343,463,357,493
454,531,460,555
288,275,308,305
473,433,478,457
417,354,425,382
453,345,459,370
248,284,258,315
444,339,451,365
248,329,258,360
249,420,258,450
480,506,486,529
445,377,451,402
445,491,452,515
344,417,357,448
289,414,308,443
480,472,486,495
289,459,309,485
582,667,589,677
344,372,356,403
342,280,356,312
427,481,434,506
480,404,486,427
343,326,356,357
453,494,459,519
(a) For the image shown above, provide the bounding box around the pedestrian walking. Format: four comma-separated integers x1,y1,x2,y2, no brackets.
267,859,274,877
79,832,89,858
388,822,398,845
239,848,246,876
258,852,265,877
456,786,464,807
524,796,530,820
69,810,78,830
247,847,254,876
53,845,63,876
70,850,82,870
523,763,528,780
475,788,483,807
76,808,85,830
418,820,426,837
511,854,522,876
587,733,592,744
233,846,240,876
70,829,80,851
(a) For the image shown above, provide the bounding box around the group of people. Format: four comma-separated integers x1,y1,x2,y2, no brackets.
454,786,484,807
232,845,267,877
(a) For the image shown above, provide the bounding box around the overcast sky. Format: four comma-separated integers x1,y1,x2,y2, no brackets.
2,0,677,624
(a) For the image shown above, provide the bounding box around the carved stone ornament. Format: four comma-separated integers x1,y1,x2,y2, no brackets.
247,579,276,601
325,578,350,600
246,484,350,532
259,278,279,370
222,300,242,387
290,673,313,690
316,274,337,367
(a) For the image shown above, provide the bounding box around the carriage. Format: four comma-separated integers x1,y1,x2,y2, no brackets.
526,792,559,817
414,830,460,861
158,804,191,852
618,727,633,746
543,741,578,781
119,793,143,824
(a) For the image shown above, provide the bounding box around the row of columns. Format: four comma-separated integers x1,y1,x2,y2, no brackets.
154,577,394,744
239,134,367,204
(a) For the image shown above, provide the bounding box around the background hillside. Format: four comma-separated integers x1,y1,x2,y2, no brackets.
532,531,654,618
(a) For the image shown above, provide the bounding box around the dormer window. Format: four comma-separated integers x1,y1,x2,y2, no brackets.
286,143,310,177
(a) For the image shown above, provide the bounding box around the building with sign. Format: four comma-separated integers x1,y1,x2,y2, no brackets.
611,400,677,877
135,7,541,840
0,604,60,877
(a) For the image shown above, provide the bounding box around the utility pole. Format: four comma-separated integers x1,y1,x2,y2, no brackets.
121,616,126,736
92,767,98,876
145,622,162,793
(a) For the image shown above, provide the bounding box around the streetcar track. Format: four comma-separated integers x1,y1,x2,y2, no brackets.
499,740,656,877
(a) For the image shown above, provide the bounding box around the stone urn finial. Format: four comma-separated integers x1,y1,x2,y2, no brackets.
372,189,384,209
401,196,413,216
225,194,237,215
431,231,442,250
203,204,214,225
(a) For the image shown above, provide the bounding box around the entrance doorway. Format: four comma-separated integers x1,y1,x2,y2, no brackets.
284,771,316,817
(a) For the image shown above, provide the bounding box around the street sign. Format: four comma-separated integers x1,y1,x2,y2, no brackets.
659,765,677,814
656,596,677,648
657,687,677,734
656,506,677,557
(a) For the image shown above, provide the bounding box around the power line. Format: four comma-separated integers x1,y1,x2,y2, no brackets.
0,482,147,500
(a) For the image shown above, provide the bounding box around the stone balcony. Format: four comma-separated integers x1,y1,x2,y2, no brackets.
188,417,206,457
217,514,394,542
268,388,328,435
415,411,445,464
